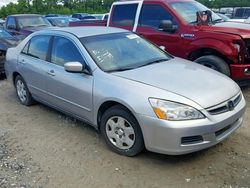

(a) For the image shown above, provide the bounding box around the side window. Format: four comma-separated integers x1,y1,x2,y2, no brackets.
51,36,85,67
139,4,176,29
28,35,50,60
7,17,16,29
112,4,138,26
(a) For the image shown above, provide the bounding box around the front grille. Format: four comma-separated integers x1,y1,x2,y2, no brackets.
207,94,242,115
245,39,250,58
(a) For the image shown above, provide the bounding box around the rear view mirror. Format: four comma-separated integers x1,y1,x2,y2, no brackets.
159,20,177,33
64,62,85,73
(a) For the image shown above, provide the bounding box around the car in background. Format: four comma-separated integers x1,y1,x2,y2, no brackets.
0,19,5,28
245,17,250,23
72,13,89,20
217,13,230,21
0,29,20,77
217,13,246,23
92,13,109,20
233,7,250,19
46,17,80,27
5,27,246,156
5,14,51,37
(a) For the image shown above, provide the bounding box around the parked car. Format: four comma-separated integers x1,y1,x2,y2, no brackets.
72,13,89,20
70,0,250,85
233,7,250,19
5,27,246,156
217,13,230,21
217,13,246,23
46,17,80,27
5,14,51,37
0,19,5,28
92,13,109,20
0,29,20,77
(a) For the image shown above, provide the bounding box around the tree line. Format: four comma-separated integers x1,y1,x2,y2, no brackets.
1,0,250,18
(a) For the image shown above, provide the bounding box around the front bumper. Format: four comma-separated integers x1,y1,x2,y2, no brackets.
230,64,250,82
136,95,246,155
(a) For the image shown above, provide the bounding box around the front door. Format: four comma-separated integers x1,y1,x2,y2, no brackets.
45,36,93,122
136,3,184,58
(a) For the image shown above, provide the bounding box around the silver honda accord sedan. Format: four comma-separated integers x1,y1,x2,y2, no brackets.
5,27,246,156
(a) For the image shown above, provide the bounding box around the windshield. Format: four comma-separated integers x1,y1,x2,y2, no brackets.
81,32,171,72
170,1,222,24
0,29,12,38
18,16,51,28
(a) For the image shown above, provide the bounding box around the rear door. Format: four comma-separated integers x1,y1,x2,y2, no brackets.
45,36,93,122
135,3,183,57
17,35,51,101
108,2,141,31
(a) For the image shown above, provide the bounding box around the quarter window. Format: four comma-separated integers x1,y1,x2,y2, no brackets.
112,4,138,26
28,35,50,60
139,4,176,29
51,37,85,66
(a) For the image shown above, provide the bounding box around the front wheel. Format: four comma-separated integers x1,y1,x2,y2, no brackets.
194,55,231,76
100,105,144,156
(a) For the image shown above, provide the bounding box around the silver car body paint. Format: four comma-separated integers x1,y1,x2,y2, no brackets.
5,27,246,155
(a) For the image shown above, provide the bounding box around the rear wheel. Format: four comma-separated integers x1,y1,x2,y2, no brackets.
100,105,144,156
15,75,35,106
194,55,231,76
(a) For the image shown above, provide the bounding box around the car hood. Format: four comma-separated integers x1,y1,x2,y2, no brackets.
207,22,250,38
112,58,240,109
0,37,20,50
20,26,50,36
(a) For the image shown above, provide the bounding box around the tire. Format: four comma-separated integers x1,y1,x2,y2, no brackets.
15,75,35,106
100,105,144,157
194,55,231,76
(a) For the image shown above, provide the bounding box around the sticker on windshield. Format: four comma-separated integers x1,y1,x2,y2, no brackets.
126,34,139,40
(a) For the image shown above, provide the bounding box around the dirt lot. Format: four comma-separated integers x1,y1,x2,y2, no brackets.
0,78,249,188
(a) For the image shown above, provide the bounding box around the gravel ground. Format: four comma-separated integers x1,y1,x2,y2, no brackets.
0,78,249,188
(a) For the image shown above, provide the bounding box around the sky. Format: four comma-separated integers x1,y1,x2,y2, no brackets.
0,0,17,7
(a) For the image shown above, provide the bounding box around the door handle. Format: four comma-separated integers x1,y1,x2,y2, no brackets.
19,59,26,65
47,70,56,76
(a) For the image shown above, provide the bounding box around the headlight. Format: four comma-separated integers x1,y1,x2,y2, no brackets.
149,98,205,121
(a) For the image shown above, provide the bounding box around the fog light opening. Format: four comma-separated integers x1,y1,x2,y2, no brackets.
244,68,250,74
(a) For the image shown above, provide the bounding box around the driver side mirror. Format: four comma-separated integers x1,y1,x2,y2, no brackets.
159,20,177,33
64,62,86,73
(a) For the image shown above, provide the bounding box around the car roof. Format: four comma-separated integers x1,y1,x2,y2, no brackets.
42,26,128,38
9,14,42,17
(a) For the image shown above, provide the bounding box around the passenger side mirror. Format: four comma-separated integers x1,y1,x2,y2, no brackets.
159,20,177,33
64,62,85,73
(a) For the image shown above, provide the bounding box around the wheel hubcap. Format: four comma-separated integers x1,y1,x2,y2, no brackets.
16,80,27,103
105,116,135,150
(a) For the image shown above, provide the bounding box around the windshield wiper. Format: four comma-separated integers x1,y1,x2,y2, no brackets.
137,58,169,68
107,67,136,73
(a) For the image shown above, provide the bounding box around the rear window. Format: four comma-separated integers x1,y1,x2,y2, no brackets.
112,4,138,26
